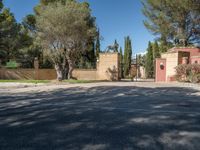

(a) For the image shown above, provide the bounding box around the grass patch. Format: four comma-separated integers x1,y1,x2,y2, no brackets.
0,80,50,84
63,79,103,84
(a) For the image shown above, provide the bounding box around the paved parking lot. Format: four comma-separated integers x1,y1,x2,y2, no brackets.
0,82,200,150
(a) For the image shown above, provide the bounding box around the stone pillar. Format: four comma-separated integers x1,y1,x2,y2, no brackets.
97,53,120,81
34,57,39,80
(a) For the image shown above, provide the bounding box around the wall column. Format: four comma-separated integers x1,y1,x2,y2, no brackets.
34,57,39,80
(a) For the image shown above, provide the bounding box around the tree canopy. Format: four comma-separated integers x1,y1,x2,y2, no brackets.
36,0,96,80
142,0,200,47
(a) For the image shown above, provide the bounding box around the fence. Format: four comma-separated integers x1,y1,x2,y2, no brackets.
0,53,121,81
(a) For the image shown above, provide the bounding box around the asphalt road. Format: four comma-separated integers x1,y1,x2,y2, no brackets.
0,82,200,150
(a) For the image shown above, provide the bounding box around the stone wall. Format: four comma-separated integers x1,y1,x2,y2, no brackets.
0,53,121,81
0,69,35,80
97,53,120,80
72,69,97,80
0,69,57,80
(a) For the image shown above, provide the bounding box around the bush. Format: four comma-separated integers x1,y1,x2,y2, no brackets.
175,64,200,83
6,60,20,69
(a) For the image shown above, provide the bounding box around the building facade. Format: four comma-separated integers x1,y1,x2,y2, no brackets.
155,47,200,82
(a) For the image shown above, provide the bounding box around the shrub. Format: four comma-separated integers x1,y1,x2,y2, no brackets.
175,64,190,82
6,60,20,69
175,64,200,83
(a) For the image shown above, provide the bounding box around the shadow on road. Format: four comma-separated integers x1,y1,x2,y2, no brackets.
0,86,200,150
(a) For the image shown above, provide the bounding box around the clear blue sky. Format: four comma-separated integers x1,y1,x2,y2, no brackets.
4,0,155,55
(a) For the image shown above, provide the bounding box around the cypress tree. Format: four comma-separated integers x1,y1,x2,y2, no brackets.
95,29,100,58
114,39,119,52
145,42,154,78
123,36,132,77
123,37,128,77
127,37,132,69
153,41,160,60
119,47,123,78
120,47,123,64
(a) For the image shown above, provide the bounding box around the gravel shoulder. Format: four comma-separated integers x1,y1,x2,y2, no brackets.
0,81,199,94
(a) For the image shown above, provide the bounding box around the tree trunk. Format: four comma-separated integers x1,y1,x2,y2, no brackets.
62,56,68,80
55,64,63,81
67,58,74,79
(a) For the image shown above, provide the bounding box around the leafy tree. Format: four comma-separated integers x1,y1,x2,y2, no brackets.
22,14,37,33
34,0,67,15
34,0,97,70
145,41,154,78
0,7,20,61
0,1,37,68
0,0,3,10
142,0,200,46
137,54,146,67
123,36,132,77
77,2,97,68
36,1,96,80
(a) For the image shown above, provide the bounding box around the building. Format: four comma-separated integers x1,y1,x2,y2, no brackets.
155,47,200,82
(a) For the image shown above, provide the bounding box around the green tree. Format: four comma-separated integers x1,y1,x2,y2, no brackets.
145,41,154,78
153,41,160,60
36,1,96,80
137,54,146,67
123,36,132,77
114,39,119,52
34,0,97,70
119,47,123,77
22,14,37,33
95,28,100,58
0,7,20,61
34,0,68,15
0,0,3,10
79,2,97,67
142,0,200,46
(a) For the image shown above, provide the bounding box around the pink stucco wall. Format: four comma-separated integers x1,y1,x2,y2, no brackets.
155,58,166,82
170,47,200,63
156,47,200,82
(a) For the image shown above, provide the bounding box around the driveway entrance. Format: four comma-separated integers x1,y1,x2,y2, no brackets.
0,82,200,149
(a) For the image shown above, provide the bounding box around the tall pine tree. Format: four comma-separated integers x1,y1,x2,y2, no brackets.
0,5,20,61
142,0,200,46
